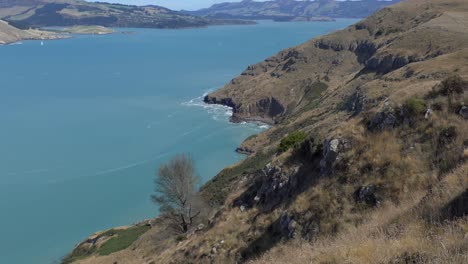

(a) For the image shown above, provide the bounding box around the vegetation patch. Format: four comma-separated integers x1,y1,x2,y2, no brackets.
62,225,150,263
96,225,151,255
404,96,426,116
278,131,307,153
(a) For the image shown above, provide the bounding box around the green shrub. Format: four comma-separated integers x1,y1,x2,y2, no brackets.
405,97,426,116
278,131,307,153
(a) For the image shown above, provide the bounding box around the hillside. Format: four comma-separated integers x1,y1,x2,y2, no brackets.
186,0,401,21
0,0,254,29
0,19,63,44
64,0,468,263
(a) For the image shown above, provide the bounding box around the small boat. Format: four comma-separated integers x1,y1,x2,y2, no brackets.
41,41,44,46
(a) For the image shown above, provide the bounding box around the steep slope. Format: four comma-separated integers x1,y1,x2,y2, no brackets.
186,0,401,21
0,0,254,29
205,0,468,126
64,0,468,263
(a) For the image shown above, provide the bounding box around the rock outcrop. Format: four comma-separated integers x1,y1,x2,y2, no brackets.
460,106,468,119
251,164,300,211
320,138,351,176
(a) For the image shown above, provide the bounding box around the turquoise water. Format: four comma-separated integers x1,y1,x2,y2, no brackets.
0,19,357,263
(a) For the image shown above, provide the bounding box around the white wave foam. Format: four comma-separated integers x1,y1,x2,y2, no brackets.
181,92,233,123
182,90,272,131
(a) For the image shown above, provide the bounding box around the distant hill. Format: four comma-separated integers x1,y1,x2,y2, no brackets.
185,0,401,21
0,19,63,44
0,0,255,29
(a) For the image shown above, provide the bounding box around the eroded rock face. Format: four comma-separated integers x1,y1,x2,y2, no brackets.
252,163,300,211
344,89,368,116
366,54,414,74
204,95,285,124
315,39,377,64
203,96,237,109
235,146,254,155
255,97,285,118
459,106,468,119
367,108,397,131
320,138,351,176
279,213,297,239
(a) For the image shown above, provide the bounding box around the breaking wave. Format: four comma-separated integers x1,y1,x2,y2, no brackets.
181,90,233,122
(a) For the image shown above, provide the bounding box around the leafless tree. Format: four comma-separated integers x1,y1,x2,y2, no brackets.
151,154,202,233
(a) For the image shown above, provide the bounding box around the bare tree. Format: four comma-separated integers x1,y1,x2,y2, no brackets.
151,154,201,233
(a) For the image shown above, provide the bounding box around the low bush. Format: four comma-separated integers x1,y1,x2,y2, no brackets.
405,97,426,116
278,131,307,153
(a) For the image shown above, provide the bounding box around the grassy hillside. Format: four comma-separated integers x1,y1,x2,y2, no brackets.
0,19,62,44
64,0,468,263
0,0,255,29
186,0,401,21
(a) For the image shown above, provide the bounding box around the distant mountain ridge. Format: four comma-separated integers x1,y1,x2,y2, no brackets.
0,0,254,29
185,0,401,21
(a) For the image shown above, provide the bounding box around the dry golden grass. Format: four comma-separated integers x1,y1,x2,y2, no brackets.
252,164,468,264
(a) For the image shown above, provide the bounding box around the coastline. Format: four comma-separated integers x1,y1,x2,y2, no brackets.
19,19,356,264
63,94,272,262
203,94,277,126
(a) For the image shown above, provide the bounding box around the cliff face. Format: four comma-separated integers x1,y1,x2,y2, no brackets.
66,1,468,263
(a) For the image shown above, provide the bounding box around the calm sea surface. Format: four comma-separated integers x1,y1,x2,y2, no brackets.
0,19,357,263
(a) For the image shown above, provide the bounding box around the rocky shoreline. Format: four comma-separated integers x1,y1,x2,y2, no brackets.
203,94,279,125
